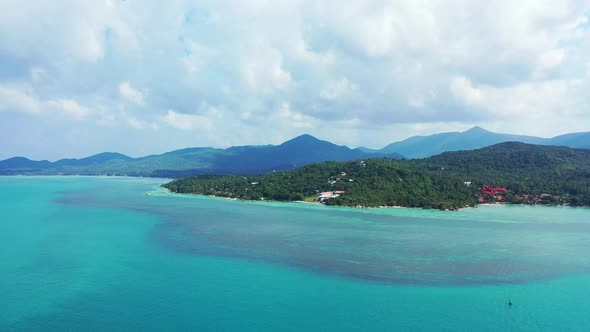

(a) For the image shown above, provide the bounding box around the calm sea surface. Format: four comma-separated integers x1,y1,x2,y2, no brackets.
1,176,590,331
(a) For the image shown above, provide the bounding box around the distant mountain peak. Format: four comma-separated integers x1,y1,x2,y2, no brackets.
91,152,128,158
292,134,319,141
281,134,323,146
464,126,490,133
3,156,31,162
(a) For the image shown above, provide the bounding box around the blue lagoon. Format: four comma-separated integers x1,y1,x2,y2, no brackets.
1,176,590,331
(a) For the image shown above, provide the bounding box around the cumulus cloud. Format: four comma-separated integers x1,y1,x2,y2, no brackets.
0,85,41,113
320,78,358,100
274,102,316,128
538,49,567,70
239,43,292,93
127,116,145,130
47,99,92,119
118,82,145,105
450,77,483,105
0,0,589,159
0,0,135,62
0,84,92,119
162,110,213,131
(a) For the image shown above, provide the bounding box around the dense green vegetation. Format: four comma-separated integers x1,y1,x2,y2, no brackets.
164,142,590,209
414,142,590,203
164,159,477,210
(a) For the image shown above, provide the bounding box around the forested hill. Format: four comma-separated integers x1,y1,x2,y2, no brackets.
163,142,590,209
0,135,400,177
365,126,590,158
3,128,589,176
415,142,590,195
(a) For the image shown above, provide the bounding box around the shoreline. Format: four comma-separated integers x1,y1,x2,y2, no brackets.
5,175,586,210
160,189,474,211
160,189,588,211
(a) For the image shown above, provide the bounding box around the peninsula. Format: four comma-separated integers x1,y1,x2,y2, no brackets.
163,142,590,210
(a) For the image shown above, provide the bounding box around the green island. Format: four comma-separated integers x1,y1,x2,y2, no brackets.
163,142,590,210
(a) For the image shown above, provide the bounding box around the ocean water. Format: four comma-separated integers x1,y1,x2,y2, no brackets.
1,177,590,331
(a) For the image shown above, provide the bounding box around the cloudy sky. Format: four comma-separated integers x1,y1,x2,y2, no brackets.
1,0,589,160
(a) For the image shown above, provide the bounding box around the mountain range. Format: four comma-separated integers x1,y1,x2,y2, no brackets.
1,127,588,177
360,126,590,158
0,134,400,177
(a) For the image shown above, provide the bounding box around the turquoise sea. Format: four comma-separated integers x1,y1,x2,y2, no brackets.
1,176,590,331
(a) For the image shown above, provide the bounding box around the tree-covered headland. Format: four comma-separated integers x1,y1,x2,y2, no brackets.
163,142,590,210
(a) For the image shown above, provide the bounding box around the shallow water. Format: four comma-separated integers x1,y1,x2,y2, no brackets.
1,176,590,331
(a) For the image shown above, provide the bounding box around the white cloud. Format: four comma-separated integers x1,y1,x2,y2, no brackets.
447,75,589,136
239,43,292,93
320,78,358,100
0,84,93,119
538,48,567,70
0,85,41,113
0,1,137,62
1,0,590,159
450,77,483,105
118,82,145,105
275,102,316,129
162,110,213,131
127,116,145,130
47,99,92,119
180,39,216,74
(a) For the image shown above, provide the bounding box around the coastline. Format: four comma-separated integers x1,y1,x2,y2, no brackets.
159,188,589,211
160,188,472,211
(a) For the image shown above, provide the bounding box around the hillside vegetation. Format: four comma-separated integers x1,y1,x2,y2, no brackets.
164,142,590,209
416,142,590,197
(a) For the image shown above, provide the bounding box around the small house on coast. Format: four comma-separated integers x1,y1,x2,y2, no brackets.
318,191,346,202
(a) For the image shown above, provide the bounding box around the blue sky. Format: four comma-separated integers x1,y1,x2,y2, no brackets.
1,0,589,160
